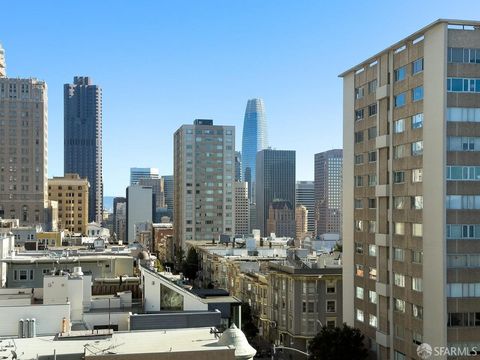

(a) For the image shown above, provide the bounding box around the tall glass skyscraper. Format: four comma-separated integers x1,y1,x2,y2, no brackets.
241,98,268,202
64,76,103,223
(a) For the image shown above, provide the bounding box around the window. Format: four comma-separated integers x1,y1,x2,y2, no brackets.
355,176,363,187
394,92,406,107
394,351,406,360
394,66,406,82
447,136,480,151
368,151,377,162
368,126,377,139
412,168,423,183
412,277,423,292
368,267,377,280
394,222,405,235
412,113,424,128
369,290,377,304
395,325,405,340
355,109,364,121
326,300,336,313
368,104,377,117
368,79,377,93
393,171,405,183
411,141,423,156
394,247,405,261
355,264,364,277
412,58,424,74
354,199,363,209
413,332,423,346
394,119,405,133
447,224,480,239
447,166,480,180
368,220,376,233
394,298,406,312
412,223,423,237
412,304,423,319
356,309,364,322
394,273,405,287
369,314,378,328
448,47,480,64
368,175,376,186
354,131,364,143
356,286,364,299
412,250,423,264
447,78,480,93
368,198,376,209
355,87,365,99
355,220,364,232
412,86,424,101
354,154,364,165
394,196,406,209
19,270,28,281
447,107,480,122
412,196,423,209
368,244,377,256
326,281,336,293
393,144,406,159
446,283,480,297
355,242,364,254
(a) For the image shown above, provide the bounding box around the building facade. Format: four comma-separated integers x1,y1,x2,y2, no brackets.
139,177,165,210
314,149,343,237
0,50,49,227
234,151,242,182
64,76,103,223
126,184,153,243
234,181,250,236
296,181,315,234
113,197,127,242
174,120,235,248
48,173,89,234
256,149,296,237
267,200,296,238
130,167,160,185
295,204,308,241
241,98,268,203
341,19,480,359
163,175,174,211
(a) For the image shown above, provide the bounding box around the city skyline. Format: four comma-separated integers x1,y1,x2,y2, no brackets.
2,1,480,196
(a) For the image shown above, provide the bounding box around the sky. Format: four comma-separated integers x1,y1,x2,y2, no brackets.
2,0,480,196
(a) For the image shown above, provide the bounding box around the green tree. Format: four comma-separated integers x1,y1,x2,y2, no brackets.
333,243,343,252
241,303,259,340
307,324,368,360
182,247,199,280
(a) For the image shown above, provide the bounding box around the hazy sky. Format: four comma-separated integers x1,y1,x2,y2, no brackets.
2,0,480,196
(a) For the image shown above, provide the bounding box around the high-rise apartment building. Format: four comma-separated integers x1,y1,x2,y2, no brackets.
234,181,249,235
48,174,89,234
235,151,242,181
130,167,160,185
314,149,342,237
0,48,49,227
256,149,295,236
296,181,315,234
241,98,268,203
64,76,103,223
174,120,235,248
126,184,153,243
341,19,480,359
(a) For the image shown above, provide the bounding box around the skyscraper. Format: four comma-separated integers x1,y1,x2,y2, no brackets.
314,150,342,237
234,151,242,181
64,76,103,223
174,119,235,249
126,184,153,243
241,98,268,202
256,149,295,236
296,181,315,234
162,175,174,211
341,19,480,359
0,46,50,227
234,181,249,235
0,43,6,78
130,167,160,185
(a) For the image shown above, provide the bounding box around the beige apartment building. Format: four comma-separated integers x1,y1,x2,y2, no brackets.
341,19,480,359
234,181,250,235
48,173,89,234
0,44,50,227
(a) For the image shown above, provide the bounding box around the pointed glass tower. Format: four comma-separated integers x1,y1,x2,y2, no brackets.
241,98,268,203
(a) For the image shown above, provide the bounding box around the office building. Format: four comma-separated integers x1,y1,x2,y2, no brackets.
340,19,480,359
295,204,308,240
174,120,235,248
234,181,249,235
139,177,165,210
163,175,174,210
130,167,160,185
267,199,296,238
314,149,343,236
48,174,89,234
256,149,296,236
296,181,315,234
0,49,49,227
126,184,153,243
234,151,242,181
113,197,127,241
241,98,268,202
64,76,103,223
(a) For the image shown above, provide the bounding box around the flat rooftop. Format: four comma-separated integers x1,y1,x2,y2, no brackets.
7,328,233,358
